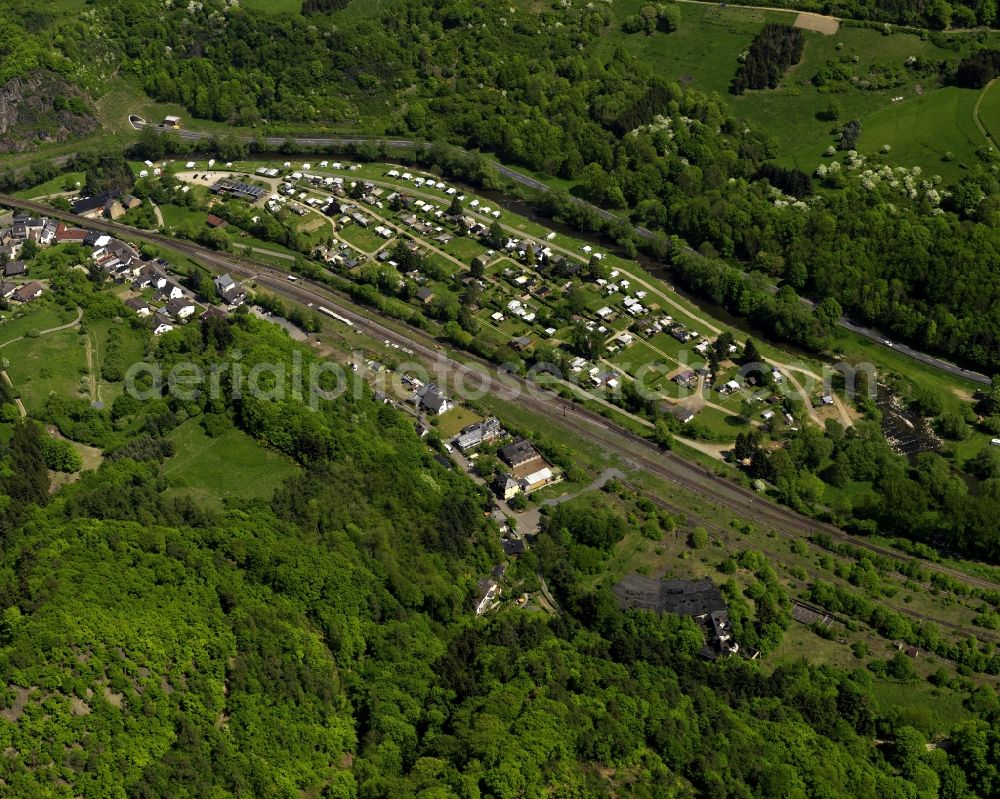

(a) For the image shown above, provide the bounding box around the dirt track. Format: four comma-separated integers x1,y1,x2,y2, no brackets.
794,11,840,34
673,0,840,34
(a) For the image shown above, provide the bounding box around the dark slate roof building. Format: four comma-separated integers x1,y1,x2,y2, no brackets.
498,438,538,469
612,575,726,618
72,192,115,215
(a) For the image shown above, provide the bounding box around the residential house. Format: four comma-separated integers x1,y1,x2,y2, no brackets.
12,281,44,303
213,274,246,306
418,387,452,416
134,265,169,291
220,282,246,307
55,222,88,243
214,273,237,295
201,306,228,321
501,537,527,556
164,297,197,320
104,199,126,220
475,578,500,615
454,418,502,452
0,282,17,299
40,220,58,246
156,282,185,301
519,466,554,492
492,473,521,501
125,297,152,317
670,404,697,424
4,260,26,278
24,218,45,240
206,214,228,228
416,287,435,304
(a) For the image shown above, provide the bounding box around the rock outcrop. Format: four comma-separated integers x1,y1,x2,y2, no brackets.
0,70,97,153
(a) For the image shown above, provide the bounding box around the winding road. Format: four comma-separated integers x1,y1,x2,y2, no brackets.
127,116,992,384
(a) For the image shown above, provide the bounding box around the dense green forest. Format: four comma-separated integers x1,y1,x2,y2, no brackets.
0,309,994,797
731,23,805,94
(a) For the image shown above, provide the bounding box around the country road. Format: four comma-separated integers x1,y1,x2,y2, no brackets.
126,117,992,384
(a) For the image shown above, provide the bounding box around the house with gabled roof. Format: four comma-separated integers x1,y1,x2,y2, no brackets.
12,281,44,303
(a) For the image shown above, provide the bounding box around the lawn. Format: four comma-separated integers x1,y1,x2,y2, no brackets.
687,405,745,442
162,418,300,509
441,236,487,263
608,340,674,378
337,223,388,254
435,406,483,438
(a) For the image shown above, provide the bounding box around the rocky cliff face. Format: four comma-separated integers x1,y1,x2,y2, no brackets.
0,70,98,153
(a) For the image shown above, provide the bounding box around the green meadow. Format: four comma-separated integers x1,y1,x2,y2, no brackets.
162,418,300,509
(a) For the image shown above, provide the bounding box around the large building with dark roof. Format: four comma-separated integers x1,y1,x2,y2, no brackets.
210,179,267,203
613,575,726,618
613,574,746,660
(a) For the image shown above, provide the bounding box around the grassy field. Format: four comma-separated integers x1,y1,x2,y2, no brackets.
90,319,149,404
0,304,78,347
594,1,988,177
4,330,88,414
601,2,787,95
974,77,1000,147
158,203,208,230
12,172,84,199
851,87,984,176
162,419,300,509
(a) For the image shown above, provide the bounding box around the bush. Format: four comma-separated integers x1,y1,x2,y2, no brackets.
687,527,709,549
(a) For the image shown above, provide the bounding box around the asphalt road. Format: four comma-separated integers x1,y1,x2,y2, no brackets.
126,117,992,384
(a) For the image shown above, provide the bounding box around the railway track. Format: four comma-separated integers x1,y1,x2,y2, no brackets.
2,194,998,602
626,483,1000,645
